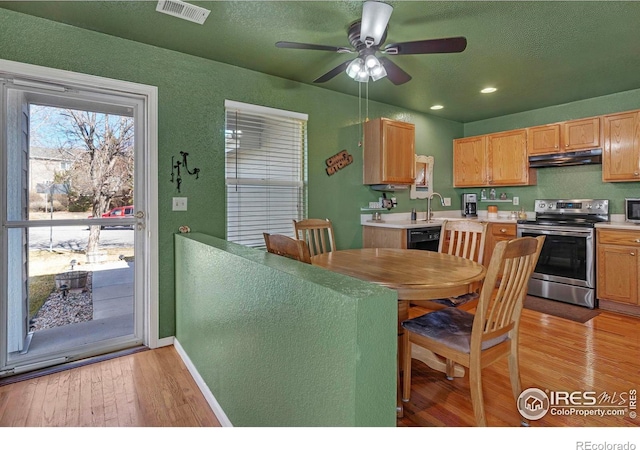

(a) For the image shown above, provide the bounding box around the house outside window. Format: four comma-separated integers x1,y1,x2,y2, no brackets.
224,100,308,248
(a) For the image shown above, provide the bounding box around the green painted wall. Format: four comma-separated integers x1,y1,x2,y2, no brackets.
460,89,640,214
174,233,397,426
0,8,462,337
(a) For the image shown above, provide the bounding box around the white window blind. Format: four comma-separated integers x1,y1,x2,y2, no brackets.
225,100,308,248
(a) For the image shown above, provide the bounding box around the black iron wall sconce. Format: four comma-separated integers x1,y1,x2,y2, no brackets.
171,151,200,193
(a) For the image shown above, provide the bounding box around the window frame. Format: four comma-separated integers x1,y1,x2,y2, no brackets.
224,100,308,248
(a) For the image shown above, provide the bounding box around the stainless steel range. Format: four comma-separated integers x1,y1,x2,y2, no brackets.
516,199,610,309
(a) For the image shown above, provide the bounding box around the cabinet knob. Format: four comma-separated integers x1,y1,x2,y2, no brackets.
565,144,569,147
631,252,636,256
634,239,640,243
634,172,639,176
500,228,507,233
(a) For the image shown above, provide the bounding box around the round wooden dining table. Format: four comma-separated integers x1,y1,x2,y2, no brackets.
311,248,487,417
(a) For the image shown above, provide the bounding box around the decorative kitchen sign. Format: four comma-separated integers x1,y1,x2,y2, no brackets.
326,149,353,175
410,155,434,199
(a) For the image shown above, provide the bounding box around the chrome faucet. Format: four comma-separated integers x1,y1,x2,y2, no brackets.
427,192,445,221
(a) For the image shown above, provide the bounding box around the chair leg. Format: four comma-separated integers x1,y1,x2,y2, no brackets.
401,331,412,402
445,359,455,380
508,343,528,426
469,363,487,426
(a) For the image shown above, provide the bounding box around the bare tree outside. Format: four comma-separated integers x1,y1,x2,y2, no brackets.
30,105,134,256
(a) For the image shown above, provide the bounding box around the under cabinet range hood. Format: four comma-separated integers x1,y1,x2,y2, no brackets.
528,148,602,168
369,184,410,192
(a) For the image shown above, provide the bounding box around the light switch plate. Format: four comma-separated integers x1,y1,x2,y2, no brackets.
513,197,520,206
172,197,188,211
443,197,452,206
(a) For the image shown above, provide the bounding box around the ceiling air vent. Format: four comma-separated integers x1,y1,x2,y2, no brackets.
156,0,210,25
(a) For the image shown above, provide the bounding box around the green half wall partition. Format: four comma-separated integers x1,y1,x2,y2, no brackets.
174,233,398,427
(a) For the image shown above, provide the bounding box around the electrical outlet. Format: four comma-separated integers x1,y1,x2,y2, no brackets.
172,197,188,211
513,196,520,206
443,197,452,206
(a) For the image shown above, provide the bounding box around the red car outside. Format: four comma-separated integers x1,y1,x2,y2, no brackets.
89,205,134,229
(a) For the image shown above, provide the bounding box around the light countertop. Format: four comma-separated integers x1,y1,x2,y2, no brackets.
361,211,520,229
361,212,640,231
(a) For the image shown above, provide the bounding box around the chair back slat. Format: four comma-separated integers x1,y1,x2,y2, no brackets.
438,220,488,264
471,236,545,350
293,218,336,257
263,233,311,264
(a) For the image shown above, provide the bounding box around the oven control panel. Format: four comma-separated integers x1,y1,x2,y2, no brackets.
534,199,609,214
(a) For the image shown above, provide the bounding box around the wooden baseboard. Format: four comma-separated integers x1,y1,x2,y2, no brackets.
598,299,640,317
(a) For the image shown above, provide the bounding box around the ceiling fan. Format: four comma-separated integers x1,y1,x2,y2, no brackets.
275,1,467,85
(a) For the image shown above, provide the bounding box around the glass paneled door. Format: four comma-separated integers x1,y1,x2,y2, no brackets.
0,71,150,377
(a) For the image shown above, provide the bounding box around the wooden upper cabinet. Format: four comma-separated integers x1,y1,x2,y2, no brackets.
363,118,415,185
602,110,640,182
453,130,534,187
527,124,560,155
487,129,531,185
453,135,487,187
561,117,600,151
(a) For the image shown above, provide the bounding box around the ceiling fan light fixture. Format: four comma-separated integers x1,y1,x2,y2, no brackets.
346,58,365,79
365,54,380,69
361,1,393,47
355,70,370,83
481,87,497,94
430,105,444,110
370,64,387,81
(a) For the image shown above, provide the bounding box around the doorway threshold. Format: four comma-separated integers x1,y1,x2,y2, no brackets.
0,345,149,387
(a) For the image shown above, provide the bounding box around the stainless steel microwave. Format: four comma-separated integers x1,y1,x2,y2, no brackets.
625,198,640,223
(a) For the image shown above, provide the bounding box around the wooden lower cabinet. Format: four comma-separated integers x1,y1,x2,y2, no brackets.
483,223,517,265
363,222,517,267
597,229,640,315
363,226,407,249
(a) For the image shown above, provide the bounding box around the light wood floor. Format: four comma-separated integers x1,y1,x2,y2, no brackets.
1,306,638,427
399,304,640,427
0,346,221,427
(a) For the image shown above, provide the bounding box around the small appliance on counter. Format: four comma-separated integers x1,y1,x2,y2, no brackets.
461,193,477,218
625,198,640,223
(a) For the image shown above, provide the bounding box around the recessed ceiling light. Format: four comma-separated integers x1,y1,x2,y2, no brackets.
430,105,444,110
481,87,497,94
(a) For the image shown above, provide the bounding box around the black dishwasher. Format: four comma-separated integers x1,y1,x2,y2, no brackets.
406,227,441,251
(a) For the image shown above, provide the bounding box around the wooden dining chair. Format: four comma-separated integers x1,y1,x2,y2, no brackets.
292,218,336,257
401,235,545,426
263,233,311,264
425,219,489,310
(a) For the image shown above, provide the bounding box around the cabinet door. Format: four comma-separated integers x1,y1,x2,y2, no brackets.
382,120,415,183
602,111,640,182
597,243,639,305
527,124,560,155
487,130,529,185
483,223,516,266
453,136,487,187
363,226,407,249
363,118,415,184
561,117,600,151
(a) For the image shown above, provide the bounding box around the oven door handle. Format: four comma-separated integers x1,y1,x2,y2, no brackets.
518,228,593,238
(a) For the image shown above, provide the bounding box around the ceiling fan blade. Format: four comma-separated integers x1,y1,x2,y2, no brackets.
384,36,467,55
378,57,412,85
276,41,353,53
360,1,393,47
314,60,353,83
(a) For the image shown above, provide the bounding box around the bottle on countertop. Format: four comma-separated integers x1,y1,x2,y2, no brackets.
411,208,417,221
